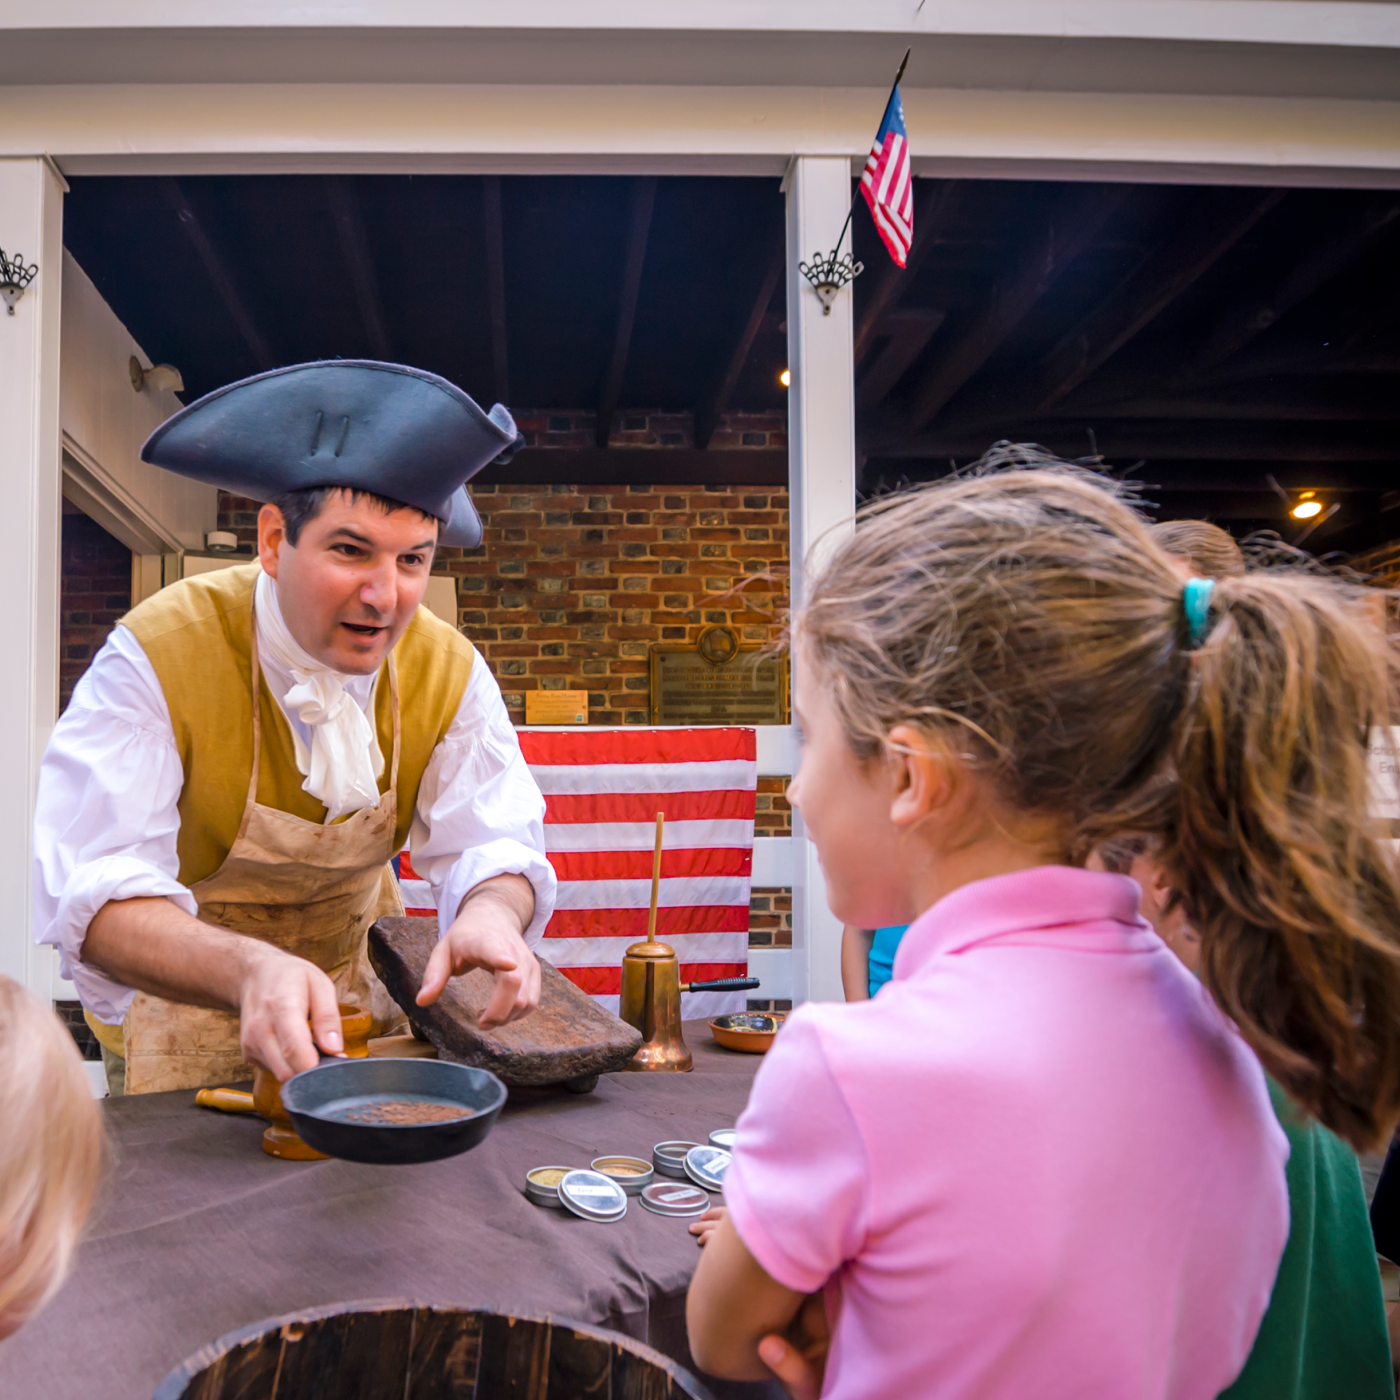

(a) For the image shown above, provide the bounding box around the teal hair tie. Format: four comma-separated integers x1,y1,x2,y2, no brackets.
1182,576,1215,647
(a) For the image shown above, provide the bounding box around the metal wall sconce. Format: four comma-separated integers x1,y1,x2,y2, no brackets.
0,246,39,315
798,248,863,315
129,356,185,394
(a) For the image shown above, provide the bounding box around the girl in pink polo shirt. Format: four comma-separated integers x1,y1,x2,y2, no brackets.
687,453,1400,1400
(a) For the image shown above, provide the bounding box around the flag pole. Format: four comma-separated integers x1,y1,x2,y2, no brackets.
798,47,911,313
831,47,911,259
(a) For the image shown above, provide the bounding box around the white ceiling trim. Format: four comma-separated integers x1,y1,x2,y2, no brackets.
3,83,1397,186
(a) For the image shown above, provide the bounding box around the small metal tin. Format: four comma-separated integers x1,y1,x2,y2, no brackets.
684,1145,732,1193
525,1165,575,1208
641,1181,711,1218
590,1155,654,1194
708,1128,736,1150
653,1140,701,1178
558,1169,628,1222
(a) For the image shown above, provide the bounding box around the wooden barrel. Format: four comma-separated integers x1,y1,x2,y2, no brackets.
153,1300,713,1399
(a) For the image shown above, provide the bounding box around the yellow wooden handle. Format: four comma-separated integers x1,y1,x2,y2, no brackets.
195,1087,257,1114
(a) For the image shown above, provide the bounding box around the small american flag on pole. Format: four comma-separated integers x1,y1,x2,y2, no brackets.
860,83,913,267
401,728,758,1021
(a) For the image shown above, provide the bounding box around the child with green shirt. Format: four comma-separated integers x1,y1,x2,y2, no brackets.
1109,838,1393,1399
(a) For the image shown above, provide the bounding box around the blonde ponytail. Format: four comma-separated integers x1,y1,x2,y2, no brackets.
1162,572,1400,1150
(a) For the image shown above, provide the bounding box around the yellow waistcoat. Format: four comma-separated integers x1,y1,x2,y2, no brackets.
122,563,474,886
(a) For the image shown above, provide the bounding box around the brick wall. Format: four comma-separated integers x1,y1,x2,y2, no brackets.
60,510,131,712
513,408,785,453
443,482,789,725
218,481,790,727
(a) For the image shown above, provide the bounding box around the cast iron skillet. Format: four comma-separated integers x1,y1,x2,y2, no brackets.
280,1056,508,1165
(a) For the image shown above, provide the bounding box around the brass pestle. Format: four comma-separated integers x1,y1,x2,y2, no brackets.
618,813,759,1072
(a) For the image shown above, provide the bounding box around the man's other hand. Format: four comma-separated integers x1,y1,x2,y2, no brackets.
418,874,539,1029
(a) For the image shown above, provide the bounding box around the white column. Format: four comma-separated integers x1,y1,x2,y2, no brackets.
784,155,857,1005
0,157,65,996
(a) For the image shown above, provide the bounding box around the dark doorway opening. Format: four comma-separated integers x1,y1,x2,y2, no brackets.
62,173,1400,556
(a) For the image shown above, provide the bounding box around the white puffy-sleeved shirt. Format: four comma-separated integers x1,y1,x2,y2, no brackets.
33,621,556,1024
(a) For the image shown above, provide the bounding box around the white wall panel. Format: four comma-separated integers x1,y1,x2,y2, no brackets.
0,157,65,995
60,251,216,553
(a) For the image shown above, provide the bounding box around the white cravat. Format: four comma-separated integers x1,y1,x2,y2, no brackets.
254,571,385,822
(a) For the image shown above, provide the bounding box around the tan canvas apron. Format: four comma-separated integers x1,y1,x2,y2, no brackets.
123,625,407,1094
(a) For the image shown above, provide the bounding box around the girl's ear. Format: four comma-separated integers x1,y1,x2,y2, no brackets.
887,724,952,828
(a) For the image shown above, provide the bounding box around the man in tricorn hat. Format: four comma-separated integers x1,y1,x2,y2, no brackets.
34,361,557,1094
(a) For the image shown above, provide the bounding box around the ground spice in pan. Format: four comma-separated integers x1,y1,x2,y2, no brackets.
343,1099,476,1126
599,1165,646,1176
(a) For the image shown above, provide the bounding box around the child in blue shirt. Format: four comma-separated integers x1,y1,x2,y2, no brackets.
840,924,909,1000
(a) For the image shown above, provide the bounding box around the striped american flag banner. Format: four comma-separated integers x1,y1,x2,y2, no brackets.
397,726,758,1022
860,82,913,267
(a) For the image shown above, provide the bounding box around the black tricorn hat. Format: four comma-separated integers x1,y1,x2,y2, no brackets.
139,360,524,548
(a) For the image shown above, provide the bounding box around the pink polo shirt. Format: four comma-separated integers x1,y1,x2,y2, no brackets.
724,867,1289,1400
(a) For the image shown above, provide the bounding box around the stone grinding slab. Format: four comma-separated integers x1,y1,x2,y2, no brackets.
368,916,643,1087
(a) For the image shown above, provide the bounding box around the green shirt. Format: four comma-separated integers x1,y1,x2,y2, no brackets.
1220,1078,1392,1399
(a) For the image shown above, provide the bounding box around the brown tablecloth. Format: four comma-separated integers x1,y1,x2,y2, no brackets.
0,1024,778,1400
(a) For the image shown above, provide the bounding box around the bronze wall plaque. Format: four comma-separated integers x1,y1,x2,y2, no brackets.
649,626,789,725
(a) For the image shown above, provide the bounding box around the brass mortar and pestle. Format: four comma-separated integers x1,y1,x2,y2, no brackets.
618,814,759,1072
195,1004,373,1159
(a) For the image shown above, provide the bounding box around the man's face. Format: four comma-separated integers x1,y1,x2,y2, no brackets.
258,491,438,675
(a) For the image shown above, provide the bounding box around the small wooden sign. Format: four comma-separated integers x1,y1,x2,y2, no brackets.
650,626,788,725
525,689,589,725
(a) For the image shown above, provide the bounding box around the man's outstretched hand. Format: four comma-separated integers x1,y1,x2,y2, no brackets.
417,873,539,1029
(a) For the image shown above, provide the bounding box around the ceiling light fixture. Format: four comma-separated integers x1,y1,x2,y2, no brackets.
1292,500,1322,520
779,369,791,388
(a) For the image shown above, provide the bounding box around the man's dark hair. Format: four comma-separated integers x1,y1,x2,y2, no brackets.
271,486,439,546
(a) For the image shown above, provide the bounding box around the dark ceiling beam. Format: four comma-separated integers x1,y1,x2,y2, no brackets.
1208,336,1400,383
859,458,1395,493
596,176,658,449
479,445,786,487
856,308,946,407
326,176,391,361
482,175,510,405
1031,188,1285,411
1051,375,1399,422
852,180,963,365
1194,195,1400,368
162,178,274,371
1127,470,1388,493
908,187,1127,431
695,236,784,449
861,417,1399,463
1077,334,1400,407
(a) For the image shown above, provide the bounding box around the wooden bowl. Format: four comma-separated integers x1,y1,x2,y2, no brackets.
153,1301,713,1399
250,1004,373,1160
708,1012,785,1054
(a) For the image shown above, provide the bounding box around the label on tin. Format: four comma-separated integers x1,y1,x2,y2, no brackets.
559,1169,628,1220
641,1181,710,1216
